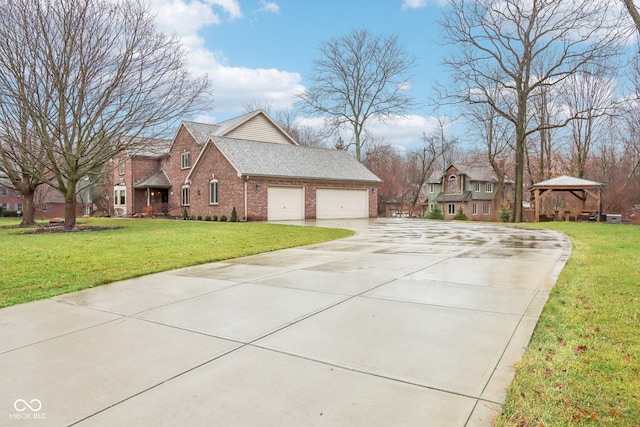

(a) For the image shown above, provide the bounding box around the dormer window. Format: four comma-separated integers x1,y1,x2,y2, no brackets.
181,152,191,169
485,183,494,193
449,175,457,180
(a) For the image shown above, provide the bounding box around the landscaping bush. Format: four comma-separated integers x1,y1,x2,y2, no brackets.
2,210,18,217
182,208,188,220
499,206,511,222
231,207,237,222
453,208,468,221
197,215,202,221
219,215,227,222
427,204,444,220
213,215,218,221
205,215,211,221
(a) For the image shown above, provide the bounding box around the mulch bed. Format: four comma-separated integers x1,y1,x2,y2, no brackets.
2,223,120,234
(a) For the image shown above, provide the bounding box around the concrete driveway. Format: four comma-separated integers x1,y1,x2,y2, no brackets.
0,219,570,426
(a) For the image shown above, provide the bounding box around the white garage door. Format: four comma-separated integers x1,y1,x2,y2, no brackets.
267,186,305,220
316,188,369,219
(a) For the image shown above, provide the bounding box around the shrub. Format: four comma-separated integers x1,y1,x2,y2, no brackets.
182,208,188,220
230,207,237,222
453,208,468,221
197,215,202,221
219,215,227,222
2,210,18,217
205,215,211,221
213,215,218,221
499,206,511,222
427,204,444,220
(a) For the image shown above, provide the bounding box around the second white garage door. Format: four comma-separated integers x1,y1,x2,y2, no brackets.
267,186,305,220
316,188,369,219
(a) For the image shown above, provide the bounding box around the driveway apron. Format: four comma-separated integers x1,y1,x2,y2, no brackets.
0,219,570,426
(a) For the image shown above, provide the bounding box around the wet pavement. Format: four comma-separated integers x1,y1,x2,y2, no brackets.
0,219,570,426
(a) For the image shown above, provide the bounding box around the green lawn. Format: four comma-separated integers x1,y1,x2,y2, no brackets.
0,217,352,308
497,222,640,426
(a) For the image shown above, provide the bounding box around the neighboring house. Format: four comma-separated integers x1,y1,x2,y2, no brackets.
0,177,22,214
0,176,85,219
112,110,382,220
422,163,513,221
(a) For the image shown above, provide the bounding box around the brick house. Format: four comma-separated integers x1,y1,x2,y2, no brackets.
112,110,381,220
422,163,513,221
0,176,86,219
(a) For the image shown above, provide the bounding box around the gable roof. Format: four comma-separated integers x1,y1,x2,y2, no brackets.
214,137,381,183
530,175,603,188
124,137,172,158
428,162,514,184
180,110,298,146
134,169,172,189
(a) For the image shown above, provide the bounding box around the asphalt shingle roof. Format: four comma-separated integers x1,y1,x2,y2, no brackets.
134,169,172,189
214,137,381,183
531,175,603,188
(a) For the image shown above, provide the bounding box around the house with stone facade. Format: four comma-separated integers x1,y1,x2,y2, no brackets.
422,163,513,221
112,110,381,221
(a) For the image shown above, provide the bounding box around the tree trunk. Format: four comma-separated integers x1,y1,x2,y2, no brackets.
19,191,36,227
64,181,77,229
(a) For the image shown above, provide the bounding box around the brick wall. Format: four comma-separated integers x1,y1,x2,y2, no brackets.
168,142,379,221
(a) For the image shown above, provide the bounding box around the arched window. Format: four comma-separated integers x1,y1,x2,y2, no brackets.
181,186,190,206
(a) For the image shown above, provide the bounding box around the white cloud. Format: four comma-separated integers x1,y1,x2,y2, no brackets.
146,0,302,119
257,0,280,14
401,0,427,9
296,114,441,148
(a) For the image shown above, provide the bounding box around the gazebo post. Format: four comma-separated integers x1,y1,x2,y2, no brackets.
534,188,540,223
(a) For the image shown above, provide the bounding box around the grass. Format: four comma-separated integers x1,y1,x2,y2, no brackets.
497,222,640,426
0,217,353,308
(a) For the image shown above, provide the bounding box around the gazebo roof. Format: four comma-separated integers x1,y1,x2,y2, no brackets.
530,175,603,189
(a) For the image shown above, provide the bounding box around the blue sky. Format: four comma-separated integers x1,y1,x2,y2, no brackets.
150,0,449,148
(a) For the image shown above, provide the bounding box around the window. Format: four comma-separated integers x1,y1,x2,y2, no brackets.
118,161,125,175
448,175,457,180
448,203,455,215
0,203,8,210
483,203,491,215
181,152,191,169
472,203,478,215
429,184,435,194
42,204,49,212
474,182,480,192
209,180,218,204
181,186,190,206
113,187,126,206
485,182,493,193
15,203,22,211
0,187,7,196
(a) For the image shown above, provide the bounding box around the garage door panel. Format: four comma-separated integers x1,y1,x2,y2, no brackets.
268,187,305,221
316,189,368,219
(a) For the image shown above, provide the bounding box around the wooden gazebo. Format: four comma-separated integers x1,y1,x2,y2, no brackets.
529,176,604,222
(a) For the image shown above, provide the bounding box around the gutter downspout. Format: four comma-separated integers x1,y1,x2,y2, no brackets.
244,177,248,221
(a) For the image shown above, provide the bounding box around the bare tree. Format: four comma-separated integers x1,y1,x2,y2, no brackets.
622,0,640,35
296,29,416,162
559,65,619,178
439,0,628,221
0,0,211,229
407,124,458,212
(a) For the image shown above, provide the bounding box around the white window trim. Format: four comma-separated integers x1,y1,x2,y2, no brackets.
485,182,494,193
474,182,480,192
472,203,478,215
483,203,491,215
209,180,218,205
181,152,191,169
429,183,435,194
181,185,190,206
447,203,455,215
